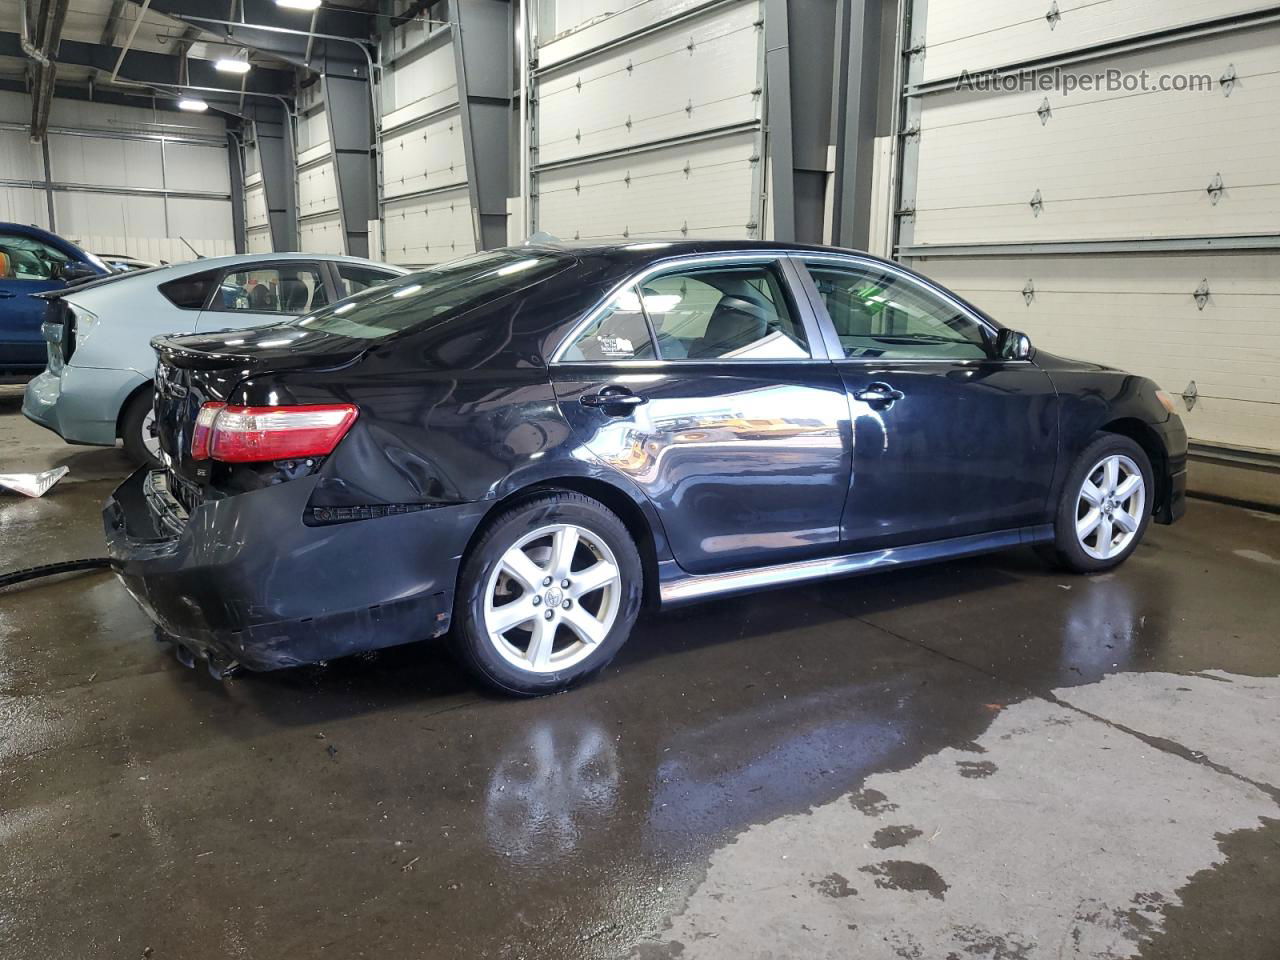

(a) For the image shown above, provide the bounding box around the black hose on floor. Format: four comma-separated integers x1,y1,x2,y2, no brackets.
0,558,113,590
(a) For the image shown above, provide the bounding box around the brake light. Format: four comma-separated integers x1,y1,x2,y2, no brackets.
190,403,359,462
189,402,226,460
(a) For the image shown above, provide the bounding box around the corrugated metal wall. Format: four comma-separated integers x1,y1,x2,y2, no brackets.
0,91,234,262
530,0,766,241
895,2,1280,456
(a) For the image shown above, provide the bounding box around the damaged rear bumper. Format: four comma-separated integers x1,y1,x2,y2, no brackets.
103,468,485,671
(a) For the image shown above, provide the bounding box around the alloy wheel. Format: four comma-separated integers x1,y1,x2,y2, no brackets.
141,408,160,459
1075,453,1145,560
483,523,622,674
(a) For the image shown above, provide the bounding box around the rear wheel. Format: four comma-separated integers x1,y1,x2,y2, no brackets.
120,387,161,467
453,491,644,695
1046,432,1153,573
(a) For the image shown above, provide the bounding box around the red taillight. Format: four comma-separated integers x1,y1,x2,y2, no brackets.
190,403,359,463
189,402,226,460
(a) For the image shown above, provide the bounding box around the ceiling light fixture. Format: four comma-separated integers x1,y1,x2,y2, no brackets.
177,97,209,112
276,0,322,10
215,56,252,74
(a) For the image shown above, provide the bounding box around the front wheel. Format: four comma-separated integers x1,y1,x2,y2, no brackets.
1046,432,1154,573
453,491,644,696
120,387,161,467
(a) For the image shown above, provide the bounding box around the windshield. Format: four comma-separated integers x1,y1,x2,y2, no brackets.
287,249,572,340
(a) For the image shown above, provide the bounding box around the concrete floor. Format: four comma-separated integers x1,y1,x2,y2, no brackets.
2,385,1279,960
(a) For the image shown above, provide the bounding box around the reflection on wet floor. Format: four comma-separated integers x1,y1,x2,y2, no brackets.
1,396,1279,959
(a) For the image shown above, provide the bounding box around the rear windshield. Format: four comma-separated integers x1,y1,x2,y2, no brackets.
287,250,571,340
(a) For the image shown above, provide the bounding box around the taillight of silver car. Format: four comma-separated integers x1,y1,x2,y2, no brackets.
189,402,359,462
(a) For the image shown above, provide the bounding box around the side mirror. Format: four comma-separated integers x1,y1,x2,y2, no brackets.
996,328,1032,361
56,261,98,283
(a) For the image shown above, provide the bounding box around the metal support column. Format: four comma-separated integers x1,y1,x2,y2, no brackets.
829,0,884,251
323,74,375,258
451,0,513,251
252,102,298,251
227,130,247,254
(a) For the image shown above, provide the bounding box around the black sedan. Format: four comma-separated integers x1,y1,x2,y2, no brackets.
105,241,1187,694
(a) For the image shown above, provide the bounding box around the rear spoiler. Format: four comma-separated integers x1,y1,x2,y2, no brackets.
33,265,164,300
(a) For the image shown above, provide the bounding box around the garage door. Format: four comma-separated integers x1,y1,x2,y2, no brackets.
532,0,766,241
378,20,476,265
896,5,1280,457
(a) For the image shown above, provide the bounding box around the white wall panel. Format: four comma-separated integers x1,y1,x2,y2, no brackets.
540,0,727,68
159,142,232,195
298,159,341,219
245,182,270,233
0,185,49,228
533,0,764,242
246,226,273,254
537,130,758,240
382,187,476,266
0,128,44,181
537,1,762,165
298,213,347,256
921,0,1275,82
911,26,1280,246
382,110,468,200
917,253,1280,450
0,92,233,258
383,36,459,129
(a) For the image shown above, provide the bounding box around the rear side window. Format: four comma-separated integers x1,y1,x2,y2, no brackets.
159,271,218,309
336,264,400,298
560,287,657,361
289,250,570,340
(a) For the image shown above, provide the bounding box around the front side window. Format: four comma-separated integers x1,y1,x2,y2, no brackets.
638,264,809,361
805,261,990,361
214,264,330,314
0,233,70,281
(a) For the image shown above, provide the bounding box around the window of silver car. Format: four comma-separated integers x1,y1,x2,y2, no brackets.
213,265,330,314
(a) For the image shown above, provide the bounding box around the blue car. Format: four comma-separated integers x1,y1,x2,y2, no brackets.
0,223,109,377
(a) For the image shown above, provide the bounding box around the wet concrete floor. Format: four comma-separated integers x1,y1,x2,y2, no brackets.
2,387,1279,959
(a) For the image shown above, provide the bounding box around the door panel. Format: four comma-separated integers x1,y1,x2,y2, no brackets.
553,363,852,574
838,360,1058,548
795,255,1059,548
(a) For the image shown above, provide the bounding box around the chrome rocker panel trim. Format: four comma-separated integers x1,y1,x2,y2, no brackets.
658,525,1055,605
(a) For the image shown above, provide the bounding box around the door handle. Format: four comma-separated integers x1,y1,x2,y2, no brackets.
853,382,905,405
580,386,648,413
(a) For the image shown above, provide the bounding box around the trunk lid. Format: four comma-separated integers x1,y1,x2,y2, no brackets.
151,325,367,486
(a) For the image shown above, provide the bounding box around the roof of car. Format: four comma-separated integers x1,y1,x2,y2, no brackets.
513,237,892,265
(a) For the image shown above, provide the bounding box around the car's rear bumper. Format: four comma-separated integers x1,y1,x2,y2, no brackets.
23,366,137,446
103,468,486,671
1154,415,1188,524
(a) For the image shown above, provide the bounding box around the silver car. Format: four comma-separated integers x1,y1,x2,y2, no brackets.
23,253,407,463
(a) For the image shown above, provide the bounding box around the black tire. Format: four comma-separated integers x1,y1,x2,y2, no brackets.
452,491,644,696
120,387,160,467
1046,432,1154,573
